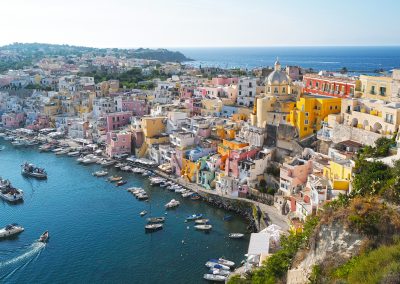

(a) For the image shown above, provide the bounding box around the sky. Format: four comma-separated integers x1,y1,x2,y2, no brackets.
0,0,399,48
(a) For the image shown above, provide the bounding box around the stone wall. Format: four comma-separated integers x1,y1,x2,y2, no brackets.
331,122,387,146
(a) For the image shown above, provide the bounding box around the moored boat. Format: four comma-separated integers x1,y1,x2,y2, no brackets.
195,224,212,231
190,194,201,200
0,224,24,239
210,258,235,268
147,217,166,223
116,180,127,186
140,210,148,216
229,233,245,239
21,162,47,179
186,214,203,221
205,261,229,270
0,179,24,203
209,267,230,276
165,199,180,209
108,176,123,182
145,223,163,232
195,218,209,224
203,274,227,282
92,170,108,177
67,151,80,157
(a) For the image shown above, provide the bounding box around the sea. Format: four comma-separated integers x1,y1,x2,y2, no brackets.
0,140,248,283
176,46,400,74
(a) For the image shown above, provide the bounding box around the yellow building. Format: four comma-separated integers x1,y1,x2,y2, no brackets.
217,139,248,170
323,159,354,191
141,117,166,138
359,74,392,101
181,158,200,182
43,99,61,116
289,95,341,138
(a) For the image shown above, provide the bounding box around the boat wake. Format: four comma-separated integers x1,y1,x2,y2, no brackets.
0,242,45,280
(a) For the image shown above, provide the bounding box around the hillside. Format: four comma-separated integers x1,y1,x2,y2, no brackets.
0,43,192,72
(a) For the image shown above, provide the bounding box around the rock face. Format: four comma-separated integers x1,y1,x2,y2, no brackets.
287,222,364,284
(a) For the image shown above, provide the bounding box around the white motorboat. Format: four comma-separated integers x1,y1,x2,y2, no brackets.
205,261,230,270
182,191,194,198
38,231,49,243
229,233,245,239
55,148,70,155
127,187,144,194
140,210,148,216
209,267,230,276
203,274,227,282
145,223,163,232
0,224,24,239
165,199,180,209
82,155,98,164
12,139,27,147
121,165,132,171
147,217,166,223
52,147,64,153
67,151,80,157
101,160,115,167
93,170,108,177
137,193,149,201
195,224,212,231
210,258,235,268
195,219,209,224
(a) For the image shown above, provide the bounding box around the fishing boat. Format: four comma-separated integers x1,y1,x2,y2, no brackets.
195,219,209,224
208,267,231,276
21,162,47,179
229,233,245,239
203,274,227,282
165,199,180,209
108,176,123,182
147,217,166,223
0,224,24,239
190,194,201,200
145,223,163,232
194,224,212,231
205,261,230,270
140,210,148,216
38,231,49,243
0,181,24,202
92,170,108,177
116,180,127,186
186,214,203,221
210,258,235,268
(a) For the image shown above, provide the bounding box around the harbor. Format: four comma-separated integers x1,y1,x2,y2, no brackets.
0,138,249,283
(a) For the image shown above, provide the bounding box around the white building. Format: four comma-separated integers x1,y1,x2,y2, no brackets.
237,77,257,107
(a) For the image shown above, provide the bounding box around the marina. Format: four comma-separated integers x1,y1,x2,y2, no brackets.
0,139,249,283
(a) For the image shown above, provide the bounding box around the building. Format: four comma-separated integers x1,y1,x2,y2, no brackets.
237,77,257,107
106,112,132,132
279,157,313,196
289,95,342,139
358,74,392,102
303,73,358,98
106,131,132,157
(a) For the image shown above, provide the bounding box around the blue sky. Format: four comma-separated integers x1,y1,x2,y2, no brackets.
0,0,399,47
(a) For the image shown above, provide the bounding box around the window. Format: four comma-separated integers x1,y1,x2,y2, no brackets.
316,82,319,88
239,91,242,96
305,119,309,125
305,112,309,117
268,87,271,93
274,87,278,94
370,86,376,95
282,87,286,93
309,81,312,87
249,82,252,88
249,91,252,97
335,105,338,109
330,106,333,110
380,87,386,96
304,127,307,131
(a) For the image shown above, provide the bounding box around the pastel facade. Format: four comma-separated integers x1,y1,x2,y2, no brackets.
323,159,354,193
289,95,342,138
279,158,313,196
303,74,358,98
1,112,26,128
359,74,392,101
237,77,257,107
106,112,132,132
106,131,132,158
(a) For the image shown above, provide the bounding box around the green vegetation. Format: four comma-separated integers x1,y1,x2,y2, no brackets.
229,216,319,284
0,43,191,73
332,241,400,284
78,68,166,89
357,136,396,158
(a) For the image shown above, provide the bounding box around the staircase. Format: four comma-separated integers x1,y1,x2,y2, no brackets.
137,142,148,158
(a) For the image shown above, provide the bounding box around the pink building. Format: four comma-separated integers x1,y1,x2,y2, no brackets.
106,112,132,131
116,97,149,116
26,115,50,131
211,77,238,86
106,131,132,157
279,158,313,196
184,98,202,115
180,86,195,99
1,112,26,129
225,146,260,178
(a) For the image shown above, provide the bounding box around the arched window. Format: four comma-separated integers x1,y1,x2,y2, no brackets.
274,87,278,94
282,87,286,93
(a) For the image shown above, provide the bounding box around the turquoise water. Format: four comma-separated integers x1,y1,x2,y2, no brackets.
177,46,400,73
0,141,249,283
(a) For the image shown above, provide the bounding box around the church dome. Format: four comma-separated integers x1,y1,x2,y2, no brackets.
265,57,290,85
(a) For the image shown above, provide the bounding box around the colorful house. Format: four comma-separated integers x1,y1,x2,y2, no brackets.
106,112,132,132
106,131,132,158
